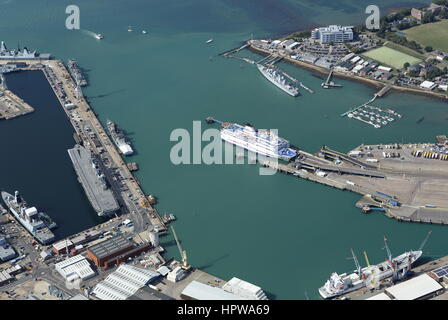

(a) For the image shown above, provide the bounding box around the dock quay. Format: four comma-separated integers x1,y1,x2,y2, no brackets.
0,58,167,233
219,43,249,57
321,68,342,89
127,162,139,172
0,58,260,301
259,136,448,226
0,88,34,120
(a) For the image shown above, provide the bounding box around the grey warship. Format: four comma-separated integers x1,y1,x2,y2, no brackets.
1,191,55,245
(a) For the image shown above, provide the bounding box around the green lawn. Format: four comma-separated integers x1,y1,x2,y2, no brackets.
364,46,422,69
404,20,448,52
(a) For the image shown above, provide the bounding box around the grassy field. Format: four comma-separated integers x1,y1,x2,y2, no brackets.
404,20,448,52
364,46,422,69
384,41,425,60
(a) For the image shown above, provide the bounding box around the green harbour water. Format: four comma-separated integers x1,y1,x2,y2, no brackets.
2,0,447,299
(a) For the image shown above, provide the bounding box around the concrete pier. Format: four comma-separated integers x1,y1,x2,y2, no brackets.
261,137,448,226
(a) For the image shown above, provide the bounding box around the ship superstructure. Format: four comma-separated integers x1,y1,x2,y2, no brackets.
107,120,134,156
67,59,87,87
220,122,297,161
0,41,50,60
1,191,55,245
256,64,299,97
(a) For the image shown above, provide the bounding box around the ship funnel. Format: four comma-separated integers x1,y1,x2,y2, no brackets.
14,191,20,203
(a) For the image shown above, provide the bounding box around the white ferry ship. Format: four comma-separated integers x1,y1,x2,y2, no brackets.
256,64,299,97
220,122,297,161
318,234,430,299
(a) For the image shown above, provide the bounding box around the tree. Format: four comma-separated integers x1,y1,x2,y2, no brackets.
404,62,410,69
422,12,435,24
425,46,434,52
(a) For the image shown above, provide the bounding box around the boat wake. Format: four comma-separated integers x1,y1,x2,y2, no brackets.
81,29,99,39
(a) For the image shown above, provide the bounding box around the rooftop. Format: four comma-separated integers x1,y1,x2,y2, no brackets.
385,274,443,300
87,235,133,259
181,280,243,300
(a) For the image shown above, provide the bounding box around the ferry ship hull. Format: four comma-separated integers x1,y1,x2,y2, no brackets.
220,122,297,161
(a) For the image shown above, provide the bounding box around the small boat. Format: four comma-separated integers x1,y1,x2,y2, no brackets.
142,30,147,34
94,33,104,40
206,39,213,44
128,26,133,32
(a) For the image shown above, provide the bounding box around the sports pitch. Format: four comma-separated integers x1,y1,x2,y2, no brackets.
404,20,448,52
364,46,422,69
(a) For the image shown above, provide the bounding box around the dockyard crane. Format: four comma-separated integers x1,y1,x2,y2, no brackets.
350,249,362,278
418,230,432,252
171,226,190,270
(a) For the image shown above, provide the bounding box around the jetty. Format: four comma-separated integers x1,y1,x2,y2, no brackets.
375,84,392,98
321,68,342,89
258,136,448,226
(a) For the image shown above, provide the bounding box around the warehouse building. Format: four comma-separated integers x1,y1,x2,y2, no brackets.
92,264,159,300
366,274,444,300
126,286,174,300
86,235,152,268
86,235,133,267
55,254,96,281
222,277,268,300
181,281,243,300
385,274,443,300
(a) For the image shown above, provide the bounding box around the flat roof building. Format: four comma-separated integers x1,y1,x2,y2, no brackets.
385,274,443,300
181,281,243,300
420,80,437,90
127,286,174,300
311,25,354,44
222,277,268,300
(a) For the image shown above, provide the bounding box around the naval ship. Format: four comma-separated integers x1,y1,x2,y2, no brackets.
0,41,50,60
67,59,87,87
107,120,134,156
318,234,431,299
220,121,297,161
1,191,55,245
256,64,299,97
